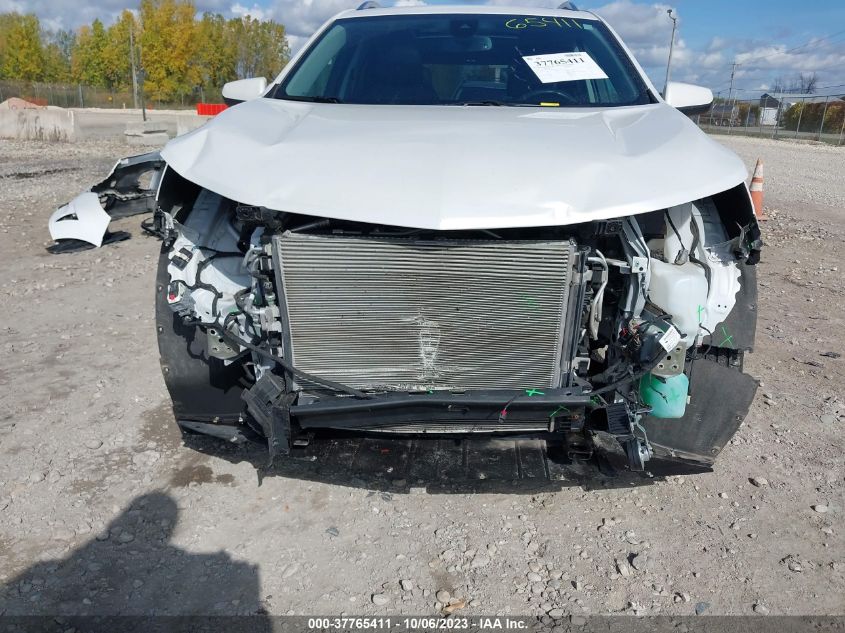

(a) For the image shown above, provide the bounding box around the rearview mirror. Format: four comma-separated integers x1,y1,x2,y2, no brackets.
222,77,268,105
419,35,493,54
664,82,713,115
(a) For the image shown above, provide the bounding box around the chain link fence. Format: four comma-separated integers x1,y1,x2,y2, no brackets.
695,93,845,145
0,79,223,110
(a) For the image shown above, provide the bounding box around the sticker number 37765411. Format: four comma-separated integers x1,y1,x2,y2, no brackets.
521,52,609,84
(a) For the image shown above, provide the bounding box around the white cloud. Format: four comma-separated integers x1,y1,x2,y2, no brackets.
734,44,845,73
265,0,354,51
231,2,267,20
709,38,845,96
592,0,675,45
589,0,687,82
589,0,845,95
0,0,25,12
6,0,230,31
706,36,727,52
40,16,64,31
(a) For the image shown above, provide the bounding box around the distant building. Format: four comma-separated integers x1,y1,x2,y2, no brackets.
758,93,804,126
758,93,780,124
759,93,781,109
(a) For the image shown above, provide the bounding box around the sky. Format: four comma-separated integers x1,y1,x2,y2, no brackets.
3,0,845,97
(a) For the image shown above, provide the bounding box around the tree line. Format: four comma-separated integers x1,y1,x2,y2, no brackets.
0,0,290,103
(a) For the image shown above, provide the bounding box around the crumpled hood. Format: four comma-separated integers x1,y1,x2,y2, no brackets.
162,98,747,230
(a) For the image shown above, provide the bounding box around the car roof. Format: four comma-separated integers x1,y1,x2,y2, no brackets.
332,4,599,22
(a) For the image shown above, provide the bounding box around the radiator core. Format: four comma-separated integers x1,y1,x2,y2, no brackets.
273,232,576,393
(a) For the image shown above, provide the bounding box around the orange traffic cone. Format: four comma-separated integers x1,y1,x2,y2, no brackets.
750,158,767,221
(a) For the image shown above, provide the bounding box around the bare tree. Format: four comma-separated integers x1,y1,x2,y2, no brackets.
771,72,818,94
799,72,818,94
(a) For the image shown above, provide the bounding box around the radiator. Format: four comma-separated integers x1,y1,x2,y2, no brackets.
273,232,576,393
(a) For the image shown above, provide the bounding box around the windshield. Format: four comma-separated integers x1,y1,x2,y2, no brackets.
275,13,651,107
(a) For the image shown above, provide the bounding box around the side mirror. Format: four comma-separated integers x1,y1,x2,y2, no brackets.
664,82,713,116
222,77,268,106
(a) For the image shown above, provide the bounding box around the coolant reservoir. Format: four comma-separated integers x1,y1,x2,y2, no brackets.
640,373,689,419
647,258,708,341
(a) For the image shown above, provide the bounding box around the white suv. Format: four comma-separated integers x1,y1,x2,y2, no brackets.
57,3,764,473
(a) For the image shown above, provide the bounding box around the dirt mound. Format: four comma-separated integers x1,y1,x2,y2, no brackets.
0,97,46,110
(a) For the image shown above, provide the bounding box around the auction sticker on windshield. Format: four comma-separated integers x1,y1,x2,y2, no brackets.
522,51,608,83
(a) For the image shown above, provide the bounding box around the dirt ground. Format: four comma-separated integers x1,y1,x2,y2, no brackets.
0,134,842,619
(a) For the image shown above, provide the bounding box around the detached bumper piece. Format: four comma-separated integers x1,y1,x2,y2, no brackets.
47,151,165,253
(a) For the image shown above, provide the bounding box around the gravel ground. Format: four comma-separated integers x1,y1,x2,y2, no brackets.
0,135,842,619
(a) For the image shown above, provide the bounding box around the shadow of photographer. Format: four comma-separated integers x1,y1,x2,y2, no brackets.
0,492,271,631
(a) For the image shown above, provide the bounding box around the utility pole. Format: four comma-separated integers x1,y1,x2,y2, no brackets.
818,96,830,141
662,8,678,97
726,61,739,129
139,69,147,122
727,61,739,103
129,23,139,110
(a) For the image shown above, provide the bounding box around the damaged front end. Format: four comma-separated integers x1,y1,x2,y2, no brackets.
154,170,762,473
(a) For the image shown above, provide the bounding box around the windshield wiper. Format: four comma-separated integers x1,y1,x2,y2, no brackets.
452,100,507,106
282,95,343,104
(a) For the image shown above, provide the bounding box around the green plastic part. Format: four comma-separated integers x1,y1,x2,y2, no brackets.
639,373,689,419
